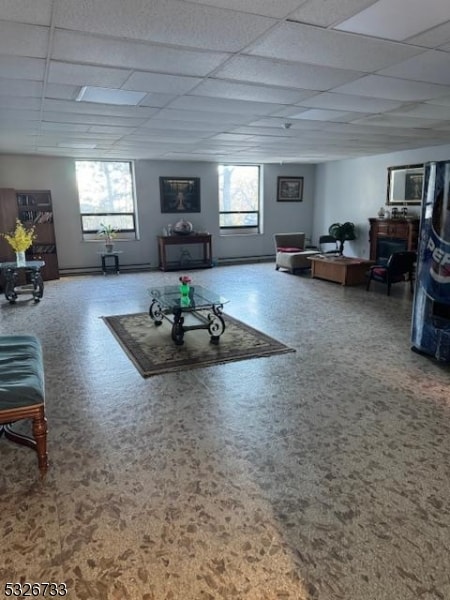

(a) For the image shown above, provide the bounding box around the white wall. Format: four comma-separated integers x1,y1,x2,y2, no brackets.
6,140,447,271
314,143,450,258
0,155,316,271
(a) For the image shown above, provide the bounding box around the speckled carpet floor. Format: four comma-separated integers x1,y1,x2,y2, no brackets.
103,312,295,377
0,263,449,600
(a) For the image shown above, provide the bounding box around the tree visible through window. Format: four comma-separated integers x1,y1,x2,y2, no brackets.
75,160,136,236
219,165,260,232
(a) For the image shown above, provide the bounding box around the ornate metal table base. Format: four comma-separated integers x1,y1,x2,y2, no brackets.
0,261,45,303
148,285,228,346
149,299,225,345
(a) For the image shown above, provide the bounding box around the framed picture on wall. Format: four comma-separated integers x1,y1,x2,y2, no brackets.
386,164,424,205
277,176,304,202
160,177,201,213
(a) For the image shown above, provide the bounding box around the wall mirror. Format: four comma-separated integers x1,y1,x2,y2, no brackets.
386,164,424,205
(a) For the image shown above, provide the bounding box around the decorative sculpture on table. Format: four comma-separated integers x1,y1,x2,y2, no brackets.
1,219,36,266
173,220,193,236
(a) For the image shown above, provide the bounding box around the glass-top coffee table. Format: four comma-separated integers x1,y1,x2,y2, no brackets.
148,285,229,345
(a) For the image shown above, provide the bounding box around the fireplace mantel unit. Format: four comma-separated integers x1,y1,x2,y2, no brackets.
368,218,419,265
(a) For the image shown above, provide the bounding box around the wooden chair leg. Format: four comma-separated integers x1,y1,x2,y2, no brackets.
32,409,48,476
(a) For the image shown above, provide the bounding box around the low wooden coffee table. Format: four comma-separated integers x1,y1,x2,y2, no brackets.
308,255,374,286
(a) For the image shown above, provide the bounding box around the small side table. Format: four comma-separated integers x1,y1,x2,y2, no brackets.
0,260,45,303
98,251,122,275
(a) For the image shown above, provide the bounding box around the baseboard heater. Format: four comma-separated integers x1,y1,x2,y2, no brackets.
60,263,152,276
218,255,274,265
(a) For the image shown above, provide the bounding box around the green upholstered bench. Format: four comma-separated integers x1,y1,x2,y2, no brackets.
0,335,48,475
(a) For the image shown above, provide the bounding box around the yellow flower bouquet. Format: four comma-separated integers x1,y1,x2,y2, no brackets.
2,219,36,252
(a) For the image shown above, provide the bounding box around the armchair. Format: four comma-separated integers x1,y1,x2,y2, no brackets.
274,233,319,274
366,251,416,295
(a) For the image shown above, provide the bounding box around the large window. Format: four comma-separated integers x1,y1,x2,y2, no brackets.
218,165,260,233
75,160,137,238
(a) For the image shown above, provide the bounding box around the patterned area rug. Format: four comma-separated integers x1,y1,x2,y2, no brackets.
102,312,295,378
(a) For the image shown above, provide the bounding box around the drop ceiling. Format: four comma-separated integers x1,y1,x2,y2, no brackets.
1,0,450,163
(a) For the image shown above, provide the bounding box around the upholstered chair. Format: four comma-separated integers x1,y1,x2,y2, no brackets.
274,233,319,274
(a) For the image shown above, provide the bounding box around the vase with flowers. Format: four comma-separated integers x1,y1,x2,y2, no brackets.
2,219,36,266
179,274,192,307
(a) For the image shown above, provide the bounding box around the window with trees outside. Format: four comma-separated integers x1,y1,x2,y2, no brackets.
75,160,137,239
218,165,260,234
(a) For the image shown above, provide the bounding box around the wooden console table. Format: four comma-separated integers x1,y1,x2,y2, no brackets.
157,234,212,271
308,255,374,286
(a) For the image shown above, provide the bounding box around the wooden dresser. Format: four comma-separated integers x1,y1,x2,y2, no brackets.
368,217,419,264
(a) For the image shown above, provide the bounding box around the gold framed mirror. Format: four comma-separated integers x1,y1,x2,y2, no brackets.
386,164,424,205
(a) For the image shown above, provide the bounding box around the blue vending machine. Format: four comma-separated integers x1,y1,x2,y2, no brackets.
411,160,450,361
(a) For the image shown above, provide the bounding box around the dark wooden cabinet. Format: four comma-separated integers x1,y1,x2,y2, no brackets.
0,188,19,262
368,217,419,265
16,190,59,280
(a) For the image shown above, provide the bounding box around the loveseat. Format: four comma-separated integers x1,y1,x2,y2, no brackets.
274,233,319,274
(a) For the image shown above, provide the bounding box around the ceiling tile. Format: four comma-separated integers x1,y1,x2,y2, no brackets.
427,95,450,107
0,96,41,110
43,111,147,127
288,0,378,27
388,103,450,120
88,125,138,135
191,79,314,103
335,0,450,41
48,61,131,87
407,21,450,47
0,21,49,58
0,78,43,97
350,114,444,128
0,56,45,81
43,98,158,119
45,83,80,100
167,95,282,115
183,0,304,18
137,93,177,108
332,74,450,101
123,72,202,94
0,0,53,26
215,55,363,90
289,108,367,122
41,122,91,133
377,50,450,86
151,107,252,125
52,30,230,77
297,92,402,112
247,21,422,71
0,109,40,121
55,0,275,52
141,119,222,133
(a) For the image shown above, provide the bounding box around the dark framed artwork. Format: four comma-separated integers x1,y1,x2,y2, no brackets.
277,176,304,202
159,177,201,213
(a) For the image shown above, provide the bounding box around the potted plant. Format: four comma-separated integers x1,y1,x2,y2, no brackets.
97,223,118,253
328,222,356,255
